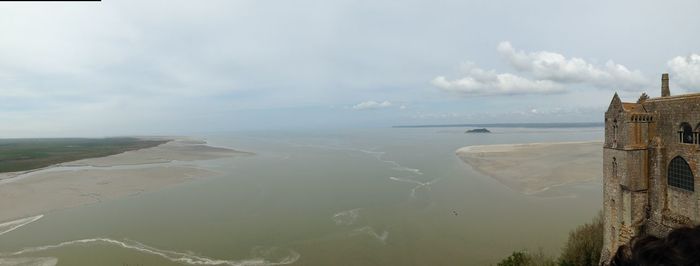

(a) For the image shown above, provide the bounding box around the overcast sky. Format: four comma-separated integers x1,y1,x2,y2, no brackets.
1,0,699,137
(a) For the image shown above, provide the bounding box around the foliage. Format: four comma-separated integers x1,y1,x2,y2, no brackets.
497,211,603,266
497,251,530,266
637,92,649,103
0,138,167,172
496,249,557,266
558,211,604,266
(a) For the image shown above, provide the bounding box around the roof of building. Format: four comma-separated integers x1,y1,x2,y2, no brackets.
646,92,700,102
607,74,700,113
622,102,641,111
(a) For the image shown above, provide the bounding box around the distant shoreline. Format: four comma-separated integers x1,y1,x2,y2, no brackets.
0,137,170,174
393,122,604,128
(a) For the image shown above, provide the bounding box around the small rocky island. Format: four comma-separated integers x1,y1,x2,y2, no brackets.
465,128,491,133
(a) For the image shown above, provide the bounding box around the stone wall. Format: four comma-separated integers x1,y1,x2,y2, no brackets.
602,90,700,264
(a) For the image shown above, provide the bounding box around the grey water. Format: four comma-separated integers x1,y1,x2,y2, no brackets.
0,127,603,265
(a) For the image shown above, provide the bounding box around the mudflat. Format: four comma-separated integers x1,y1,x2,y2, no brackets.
456,141,602,195
0,139,251,223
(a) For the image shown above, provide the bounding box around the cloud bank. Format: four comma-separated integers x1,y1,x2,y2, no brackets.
497,42,648,89
432,63,563,96
434,42,649,96
352,100,393,110
667,54,700,89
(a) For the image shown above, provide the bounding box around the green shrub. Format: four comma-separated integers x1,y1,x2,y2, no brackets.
497,251,530,266
496,249,556,266
558,211,604,266
496,211,603,266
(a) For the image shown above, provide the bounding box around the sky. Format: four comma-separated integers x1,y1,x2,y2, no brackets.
1,0,699,137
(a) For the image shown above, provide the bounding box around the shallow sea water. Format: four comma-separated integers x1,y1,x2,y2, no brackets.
0,127,603,265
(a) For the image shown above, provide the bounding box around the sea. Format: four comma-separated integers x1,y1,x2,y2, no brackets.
0,125,603,265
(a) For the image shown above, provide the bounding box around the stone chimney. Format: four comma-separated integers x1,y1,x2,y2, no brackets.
661,73,670,97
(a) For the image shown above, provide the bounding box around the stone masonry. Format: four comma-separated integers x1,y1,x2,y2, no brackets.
601,74,700,264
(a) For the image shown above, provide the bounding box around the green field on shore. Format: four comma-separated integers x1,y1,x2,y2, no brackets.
0,138,167,173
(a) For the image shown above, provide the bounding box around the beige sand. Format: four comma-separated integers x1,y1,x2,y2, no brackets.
0,139,250,223
62,138,253,167
456,141,602,195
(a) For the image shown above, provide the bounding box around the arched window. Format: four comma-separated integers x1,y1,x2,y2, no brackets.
680,123,694,144
668,156,694,191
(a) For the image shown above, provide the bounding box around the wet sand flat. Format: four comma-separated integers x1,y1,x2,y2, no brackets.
0,139,251,223
456,141,602,195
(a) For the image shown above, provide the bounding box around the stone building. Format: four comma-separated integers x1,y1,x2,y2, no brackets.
602,74,700,263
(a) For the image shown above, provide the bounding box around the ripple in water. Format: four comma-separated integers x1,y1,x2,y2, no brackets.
332,208,361,226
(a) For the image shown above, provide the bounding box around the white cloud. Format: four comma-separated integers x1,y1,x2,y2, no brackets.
497,42,648,90
352,100,393,110
432,63,564,96
433,42,651,97
668,54,700,89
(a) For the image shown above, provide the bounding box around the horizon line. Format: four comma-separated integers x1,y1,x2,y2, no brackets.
392,122,604,128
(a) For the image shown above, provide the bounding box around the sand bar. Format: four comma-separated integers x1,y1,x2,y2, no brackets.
0,138,251,223
456,141,602,195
